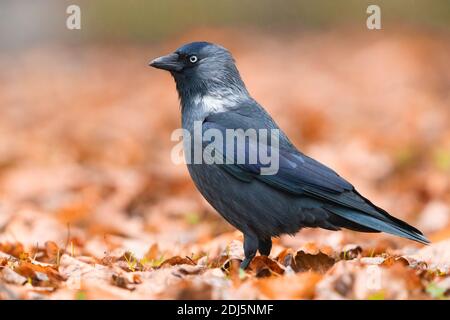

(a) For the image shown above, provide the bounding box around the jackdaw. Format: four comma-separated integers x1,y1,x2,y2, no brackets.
149,42,429,269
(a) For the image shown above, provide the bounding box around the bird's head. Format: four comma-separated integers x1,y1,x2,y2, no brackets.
149,42,247,98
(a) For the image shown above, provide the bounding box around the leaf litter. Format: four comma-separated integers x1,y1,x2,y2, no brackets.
0,27,450,299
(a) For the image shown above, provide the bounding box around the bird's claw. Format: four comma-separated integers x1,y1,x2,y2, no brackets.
240,257,252,270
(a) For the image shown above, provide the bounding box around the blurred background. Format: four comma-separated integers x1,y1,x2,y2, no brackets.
0,0,449,299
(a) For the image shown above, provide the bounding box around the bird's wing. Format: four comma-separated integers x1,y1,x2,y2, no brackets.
202,108,429,244
203,108,353,194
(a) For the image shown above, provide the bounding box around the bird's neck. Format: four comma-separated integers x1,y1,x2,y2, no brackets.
180,89,244,130
178,76,247,99
177,79,249,120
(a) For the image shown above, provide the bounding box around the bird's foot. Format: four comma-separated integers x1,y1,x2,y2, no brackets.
240,258,252,270
241,233,258,270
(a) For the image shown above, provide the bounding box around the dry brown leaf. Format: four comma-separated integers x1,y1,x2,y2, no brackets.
160,256,196,268
44,241,65,264
299,242,334,256
249,256,285,277
0,258,7,270
174,265,206,276
203,254,228,269
143,243,159,261
14,261,64,287
111,273,140,291
257,272,323,299
293,250,335,274
381,256,410,267
0,242,27,260
275,248,295,267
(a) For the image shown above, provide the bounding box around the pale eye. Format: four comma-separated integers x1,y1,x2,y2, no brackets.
189,55,198,63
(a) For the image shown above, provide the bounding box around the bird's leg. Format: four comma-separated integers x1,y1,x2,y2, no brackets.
258,237,272,256
240,233,258,270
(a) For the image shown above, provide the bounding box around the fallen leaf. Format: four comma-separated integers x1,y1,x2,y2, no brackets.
44,241,64,264
275,248,295,267
257,272,322,299
14,262,64,287
143,243,159,261
293,250,335,274
381,256,410,267
160,256,196,268
249,256,285,277
0,242,27,260
111,273,139,291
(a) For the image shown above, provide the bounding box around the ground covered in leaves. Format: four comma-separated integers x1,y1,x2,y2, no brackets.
0,27,450,299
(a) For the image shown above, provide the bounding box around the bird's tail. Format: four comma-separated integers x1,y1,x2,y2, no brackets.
326,205,430,245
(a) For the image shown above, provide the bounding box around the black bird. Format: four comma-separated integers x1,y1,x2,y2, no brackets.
149,42,429,269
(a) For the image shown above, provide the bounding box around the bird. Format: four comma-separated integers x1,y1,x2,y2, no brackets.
149,41,429,269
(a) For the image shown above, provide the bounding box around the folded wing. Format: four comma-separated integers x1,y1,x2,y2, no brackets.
202,106,429,244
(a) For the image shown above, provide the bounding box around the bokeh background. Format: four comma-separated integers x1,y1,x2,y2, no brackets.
0,0,449,299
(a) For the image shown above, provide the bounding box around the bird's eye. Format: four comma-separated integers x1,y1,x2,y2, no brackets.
189,55,198,63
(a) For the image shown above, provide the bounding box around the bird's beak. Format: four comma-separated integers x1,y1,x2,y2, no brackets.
149,53,182,72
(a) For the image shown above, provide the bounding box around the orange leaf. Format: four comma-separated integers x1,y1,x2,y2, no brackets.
250,256,285,277
294,250,335,274
257,272,323,299
160,256,196,267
